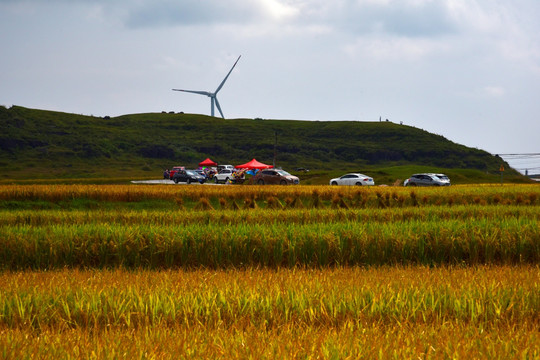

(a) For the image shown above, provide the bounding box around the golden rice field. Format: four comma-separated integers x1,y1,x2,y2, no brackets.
0,184,538,359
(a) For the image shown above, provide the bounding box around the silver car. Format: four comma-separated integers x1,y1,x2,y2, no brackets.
404,173,450,186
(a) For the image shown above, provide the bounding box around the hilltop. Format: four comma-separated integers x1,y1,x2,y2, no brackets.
0,105,523,184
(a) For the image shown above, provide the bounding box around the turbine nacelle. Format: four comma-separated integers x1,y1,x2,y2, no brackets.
172,55,241,118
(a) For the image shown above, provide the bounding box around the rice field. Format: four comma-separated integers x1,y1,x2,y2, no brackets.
0,184,538,206
1,266,538,359
0,184,538,358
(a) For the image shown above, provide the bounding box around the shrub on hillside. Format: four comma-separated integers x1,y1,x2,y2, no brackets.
137,145,175,159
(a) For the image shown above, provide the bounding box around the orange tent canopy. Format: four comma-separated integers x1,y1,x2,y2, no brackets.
235,158,273,170
199,158,218,167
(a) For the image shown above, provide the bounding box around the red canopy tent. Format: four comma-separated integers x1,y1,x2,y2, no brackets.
199,158,218,167
235,158,273,170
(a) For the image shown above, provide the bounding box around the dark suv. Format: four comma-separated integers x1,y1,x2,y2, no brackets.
173,170,206,184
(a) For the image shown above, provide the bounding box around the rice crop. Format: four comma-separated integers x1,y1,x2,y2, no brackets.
0,184,538,208
0,266,538,359
1,204,539,227
0,184,539,358
0,211,538,269
0,184,538,269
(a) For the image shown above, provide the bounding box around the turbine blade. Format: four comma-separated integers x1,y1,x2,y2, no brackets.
172,89,212,97
215,55,241,94
214,97,225,118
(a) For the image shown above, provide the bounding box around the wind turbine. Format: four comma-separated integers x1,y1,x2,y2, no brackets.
172,55,241,118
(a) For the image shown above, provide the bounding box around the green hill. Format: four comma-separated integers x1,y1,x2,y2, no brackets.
0,105,524,184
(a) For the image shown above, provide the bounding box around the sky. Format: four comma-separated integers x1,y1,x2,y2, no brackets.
1,0,539,173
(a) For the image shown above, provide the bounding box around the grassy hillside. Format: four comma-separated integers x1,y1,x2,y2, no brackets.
0,105,525,184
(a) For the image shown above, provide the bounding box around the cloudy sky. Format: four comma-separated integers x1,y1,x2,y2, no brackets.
1,0,539,172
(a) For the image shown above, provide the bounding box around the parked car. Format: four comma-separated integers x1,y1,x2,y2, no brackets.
330,173,374,186
168,166,185,180
173,170,206,184
253,169,299,185
214,169,236,184
404,173,451,186
194,170,206,178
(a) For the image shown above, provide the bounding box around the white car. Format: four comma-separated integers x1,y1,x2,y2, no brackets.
330,173,375,186
214,169,235,184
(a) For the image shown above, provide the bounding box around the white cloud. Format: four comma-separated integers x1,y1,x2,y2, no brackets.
445,0,540,73
259,0,299,20
120,0,301,29
343,35,451,61
482,86,506,98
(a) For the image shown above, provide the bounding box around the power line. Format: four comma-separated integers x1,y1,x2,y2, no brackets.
496,153,540,175
496,153,540,156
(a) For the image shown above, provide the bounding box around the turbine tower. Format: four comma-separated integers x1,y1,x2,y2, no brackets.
172,55,241,118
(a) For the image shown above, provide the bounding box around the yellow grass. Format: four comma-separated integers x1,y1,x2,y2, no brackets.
0,266,538,359
0,184,539,358
0,184,538,206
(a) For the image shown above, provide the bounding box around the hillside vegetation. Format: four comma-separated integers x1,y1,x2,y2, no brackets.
0,105,522,183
